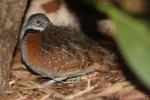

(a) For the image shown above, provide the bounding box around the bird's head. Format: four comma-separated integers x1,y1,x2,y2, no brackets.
20,13,53,40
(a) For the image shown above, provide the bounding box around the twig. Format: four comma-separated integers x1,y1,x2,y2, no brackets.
39,94,50,100
96,81,134,96
64,81,99,100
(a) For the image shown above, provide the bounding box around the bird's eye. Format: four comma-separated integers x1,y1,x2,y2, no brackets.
37,20,40,23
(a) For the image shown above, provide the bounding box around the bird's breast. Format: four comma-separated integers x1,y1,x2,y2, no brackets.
22,32,95,74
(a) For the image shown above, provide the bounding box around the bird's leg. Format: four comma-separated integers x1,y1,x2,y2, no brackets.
64,76,82,84
75,76,83,88
41,76,68,87
75,76,81,83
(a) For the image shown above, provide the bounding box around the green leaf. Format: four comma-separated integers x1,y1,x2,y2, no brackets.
98,5,150,89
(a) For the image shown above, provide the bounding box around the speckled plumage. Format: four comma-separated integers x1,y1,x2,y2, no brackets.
21,13,117,81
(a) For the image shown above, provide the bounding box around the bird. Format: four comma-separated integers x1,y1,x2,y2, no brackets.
20,13,118,85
